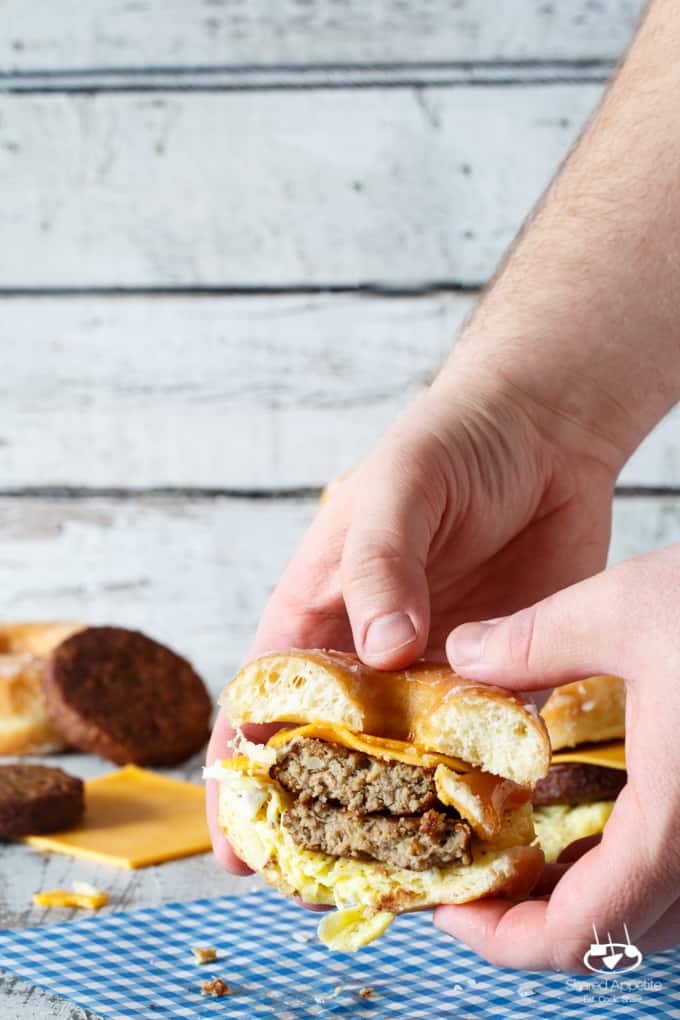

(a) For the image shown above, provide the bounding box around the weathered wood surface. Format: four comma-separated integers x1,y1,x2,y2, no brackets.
0,494,676,697
0,85,603,289
0,1,644,74
0,293,675,490
0,496,310,693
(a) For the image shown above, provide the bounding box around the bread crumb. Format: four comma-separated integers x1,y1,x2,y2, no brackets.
201,978,230,997
191,946,217,965
292,931,314,943
359,987,374,998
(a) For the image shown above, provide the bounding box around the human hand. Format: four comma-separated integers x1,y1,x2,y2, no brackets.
207,362,623,872
436,545,680,970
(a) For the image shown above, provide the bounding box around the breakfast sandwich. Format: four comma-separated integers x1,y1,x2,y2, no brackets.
207,650,550,950
532,675,626,862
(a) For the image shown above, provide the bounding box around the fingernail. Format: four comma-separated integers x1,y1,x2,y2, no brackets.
364,611,417,656
447,621,494,666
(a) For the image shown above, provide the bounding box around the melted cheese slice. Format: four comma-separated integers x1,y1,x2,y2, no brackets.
214,755,273,777
434,765,530,840
267,723,469,772
550,741,626,770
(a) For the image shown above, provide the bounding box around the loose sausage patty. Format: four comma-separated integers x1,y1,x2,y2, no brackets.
0,763,84,840
43,627,212,765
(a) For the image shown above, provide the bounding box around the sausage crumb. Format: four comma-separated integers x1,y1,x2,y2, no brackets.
201,977,230,997
359,986,374,998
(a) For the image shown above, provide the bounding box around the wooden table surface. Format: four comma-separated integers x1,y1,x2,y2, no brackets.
3,1,677,1016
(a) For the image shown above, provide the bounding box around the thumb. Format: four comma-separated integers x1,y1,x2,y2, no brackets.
341,469,436,669
446,555,659,690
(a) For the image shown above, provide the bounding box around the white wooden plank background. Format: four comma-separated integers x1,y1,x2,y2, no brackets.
1,2,679,1016
0,293,677,489
0,1,645,72
0,85,603,288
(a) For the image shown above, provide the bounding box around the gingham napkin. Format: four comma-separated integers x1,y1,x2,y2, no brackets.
0,892,677,1019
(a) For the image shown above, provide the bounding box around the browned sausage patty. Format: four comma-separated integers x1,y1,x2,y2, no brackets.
532,763,626,806
284,801,472,871
273,737,437,814
43,627,212,766
0,763,84,840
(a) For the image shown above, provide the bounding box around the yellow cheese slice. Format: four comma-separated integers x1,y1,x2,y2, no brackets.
267,723,468,772
33,888,109,910
24,765,211,868
550,740,626,770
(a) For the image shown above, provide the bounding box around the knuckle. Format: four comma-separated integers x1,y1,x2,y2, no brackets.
341,529,405,592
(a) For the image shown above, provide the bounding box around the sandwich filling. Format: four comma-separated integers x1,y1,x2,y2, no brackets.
532,759,626,862
209,727,540,950
273,737,473,871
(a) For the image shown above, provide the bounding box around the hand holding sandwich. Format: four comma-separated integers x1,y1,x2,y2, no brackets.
438,546,680,969
206,368,622,874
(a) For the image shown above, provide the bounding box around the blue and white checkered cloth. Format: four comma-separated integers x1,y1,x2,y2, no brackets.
0,891,678,1019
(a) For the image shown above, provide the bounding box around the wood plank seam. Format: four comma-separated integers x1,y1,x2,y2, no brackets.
0,69,614,95
0,284,484,297
0,58,620,79
0,487,672,500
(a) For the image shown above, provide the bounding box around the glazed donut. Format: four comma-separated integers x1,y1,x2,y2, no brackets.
225,649,550,785
0,622,82,756
540,674,625,750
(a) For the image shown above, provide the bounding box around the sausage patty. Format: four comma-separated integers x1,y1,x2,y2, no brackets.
273,737,437,815
283,800,472,871
0,763,84,840
532,762,626,806
43,627,212,766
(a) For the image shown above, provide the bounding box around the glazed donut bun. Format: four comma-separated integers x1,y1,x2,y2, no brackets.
211,650,549,950
0,622,82,755
540,675,625,751
226,649,550,785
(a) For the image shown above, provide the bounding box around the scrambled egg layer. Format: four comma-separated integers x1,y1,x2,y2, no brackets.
532,801,614,863
211,761,535,951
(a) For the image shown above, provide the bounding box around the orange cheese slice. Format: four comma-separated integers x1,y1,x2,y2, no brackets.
216,755,272,776
266,722,469,772
33,888,109,910
24,765,211,868
550,741,626,771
